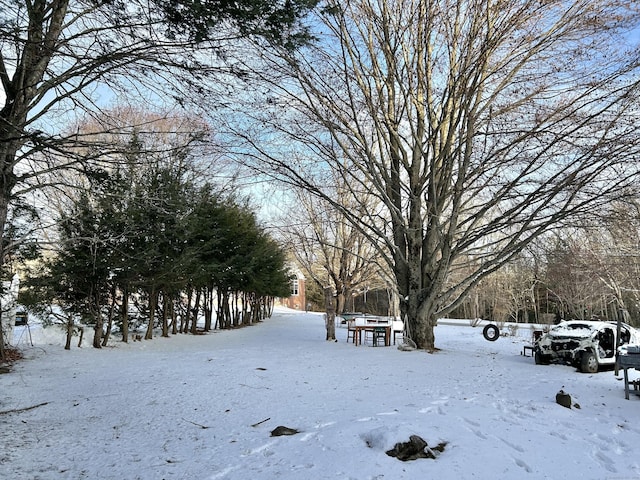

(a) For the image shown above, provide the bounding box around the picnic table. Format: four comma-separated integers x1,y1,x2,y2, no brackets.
347,317,392,346
617,345,640,400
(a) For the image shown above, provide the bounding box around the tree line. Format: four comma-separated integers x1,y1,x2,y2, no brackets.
0,0,316,357
20,123,291,350
284,189,640,330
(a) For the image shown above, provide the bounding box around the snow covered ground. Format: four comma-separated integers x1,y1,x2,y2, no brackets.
1,308,640,480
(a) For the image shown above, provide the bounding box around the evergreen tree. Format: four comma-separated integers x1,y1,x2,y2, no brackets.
25,155,290,345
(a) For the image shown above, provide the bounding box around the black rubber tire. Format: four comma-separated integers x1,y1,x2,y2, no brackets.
580,352,598,373
534,350,548,365
482,324,500,341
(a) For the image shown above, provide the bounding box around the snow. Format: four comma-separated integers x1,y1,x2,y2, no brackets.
2,308,640,480
548,324,595,338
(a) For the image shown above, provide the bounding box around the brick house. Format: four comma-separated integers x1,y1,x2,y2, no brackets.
279,267,306,310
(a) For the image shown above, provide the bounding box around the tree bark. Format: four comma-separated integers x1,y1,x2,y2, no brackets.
65,315,73,350
170,298,178,335
190,289,201,334
92,294,103,349
203,286,213,331
0,312,5,361
121,285,129,343
161,293,169,337
324,287,336,341
144,287,157,340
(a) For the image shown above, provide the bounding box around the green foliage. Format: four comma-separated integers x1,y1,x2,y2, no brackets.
22,189,112,322
303,278,324,310
157,0,319,47
184,187,290,297
26,166,289,325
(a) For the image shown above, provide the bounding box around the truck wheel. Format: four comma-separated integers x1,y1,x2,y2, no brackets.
534,351,548,365
483,324,500,341
580,352,598,373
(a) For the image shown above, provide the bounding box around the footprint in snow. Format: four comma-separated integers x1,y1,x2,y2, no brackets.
299,431,317,442
500,437,525,453
460,417,487,439
514,457,533,473
462,417,480,428
592,449,617,473
549,430,569,441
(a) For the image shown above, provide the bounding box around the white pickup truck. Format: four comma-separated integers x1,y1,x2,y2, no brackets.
534,320,640,373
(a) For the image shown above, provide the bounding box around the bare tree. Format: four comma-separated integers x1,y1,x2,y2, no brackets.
228,0,640,350
486,258,538,324
0,0,316,272
543,233,611,320
282,180,386,310
598,201,640,323
547,201,640,323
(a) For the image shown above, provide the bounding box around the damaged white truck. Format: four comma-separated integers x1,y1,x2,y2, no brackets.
533,320,640,373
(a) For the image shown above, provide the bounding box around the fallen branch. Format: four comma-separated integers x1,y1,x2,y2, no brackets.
0,401,49,415
251,417,270,427
182,418,209,429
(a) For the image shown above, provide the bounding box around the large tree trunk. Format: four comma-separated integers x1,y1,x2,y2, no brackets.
92,323,102,348
190,289,201,334
92,293,103,348
232,291,240,327
0,312,5,362
265,296,274,318
0,0,68,275
215,289,222,329
161,293,170,337
203,286,213,331
170,298,178,335
182,287,193,333
324,287,336,341
0,191,12,277
65,315,74,350
335,291,346,314
144,287,157,340
102,282,118,347
121,285,129,343
102,284,118,346
217,289,230,329
0,185,16,361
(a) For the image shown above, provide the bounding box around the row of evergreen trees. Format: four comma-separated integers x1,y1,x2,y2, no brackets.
23,147,291,349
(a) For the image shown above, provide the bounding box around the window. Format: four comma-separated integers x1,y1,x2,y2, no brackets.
291,278,299,296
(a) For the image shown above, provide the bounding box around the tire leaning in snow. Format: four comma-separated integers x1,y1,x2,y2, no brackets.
482,324,500,341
